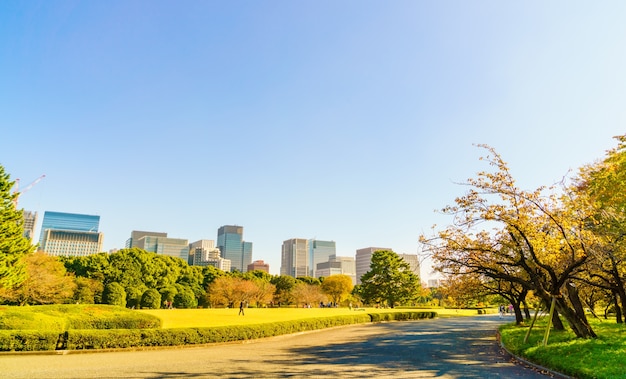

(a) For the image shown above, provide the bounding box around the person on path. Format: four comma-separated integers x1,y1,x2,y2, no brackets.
239,301,245,316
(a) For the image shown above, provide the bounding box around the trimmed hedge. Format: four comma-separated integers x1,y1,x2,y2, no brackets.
0,330,61,351
0,311,436,351
66,314,373,350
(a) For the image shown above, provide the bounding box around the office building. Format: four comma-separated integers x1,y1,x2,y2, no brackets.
38,211,103,257
316,254,356,284
355,247,392,285
247,260,270,273
217,225,253,272
281,238,308,277
126,230,167,248
308,239,336,277
22,210,37,240
189,239,231,271
398,253,421,280
129,230,189,261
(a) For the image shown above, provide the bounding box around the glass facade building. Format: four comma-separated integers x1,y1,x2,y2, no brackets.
128,230,189,262
308,239,336,277
217,225,253,272
38,211,103,257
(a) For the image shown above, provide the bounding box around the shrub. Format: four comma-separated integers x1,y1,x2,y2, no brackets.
173,287,197,309
0,330,60,351
141,289,162,309
102,283,126,307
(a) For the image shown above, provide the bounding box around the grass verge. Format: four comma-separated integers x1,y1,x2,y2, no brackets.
499,317,626,379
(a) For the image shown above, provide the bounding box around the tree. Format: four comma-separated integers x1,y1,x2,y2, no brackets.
421,144,597,338
292,282,325,307
173,285,197,308
102,282,127,307
0,164,35,299
358,250,420,307
141,288,162,309
270,275,297,305
574,135,626,322
73,276,104,304
320,274,353,306
5,252,76,305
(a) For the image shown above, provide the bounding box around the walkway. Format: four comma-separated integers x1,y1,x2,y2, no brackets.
1,315,552,378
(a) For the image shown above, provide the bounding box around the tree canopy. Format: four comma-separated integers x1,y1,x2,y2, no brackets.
358,250,420,307
0,164,35,298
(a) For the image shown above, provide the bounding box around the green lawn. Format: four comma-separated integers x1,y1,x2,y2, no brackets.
499,317,626,379
138,307,481,328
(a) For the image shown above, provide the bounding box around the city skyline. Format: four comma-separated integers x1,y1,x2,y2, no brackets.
4,2,626,279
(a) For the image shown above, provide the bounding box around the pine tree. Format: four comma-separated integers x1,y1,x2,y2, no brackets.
0,164,34,296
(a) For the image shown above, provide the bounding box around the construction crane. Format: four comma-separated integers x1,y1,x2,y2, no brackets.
13,174,45,207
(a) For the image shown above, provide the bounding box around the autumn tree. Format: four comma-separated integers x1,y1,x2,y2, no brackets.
573,135,626,322
5,252,76,305
422,144,596,338
292,282,325,307
320,274,353,306
358,250,420,307
0,164,35,300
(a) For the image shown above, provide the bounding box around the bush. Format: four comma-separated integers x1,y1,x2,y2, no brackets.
102,283,126,307
141,289,162,309
0,330,60,351
173,288,197,309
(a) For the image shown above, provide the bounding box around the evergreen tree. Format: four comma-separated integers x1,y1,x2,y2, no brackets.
0,164,35,298
358,250,420,308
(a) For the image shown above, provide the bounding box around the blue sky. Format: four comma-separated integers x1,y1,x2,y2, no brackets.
2,1,625,277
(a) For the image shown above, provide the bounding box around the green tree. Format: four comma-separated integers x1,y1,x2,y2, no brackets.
173,285,197,308
320,274,353,306
102,282,127,307
141,288,162,309
270,275,297,305
0,164,35,299
359,250,420,308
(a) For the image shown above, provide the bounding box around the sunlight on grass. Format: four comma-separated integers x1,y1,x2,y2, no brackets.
500,317,626,379
138,307,479,328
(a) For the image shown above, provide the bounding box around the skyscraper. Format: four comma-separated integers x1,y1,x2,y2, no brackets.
189,239,231,271
38,211,103,257
308,239,336,277
281,238,308,277
22,210,37,240
217,225,252,272
355,247,392,284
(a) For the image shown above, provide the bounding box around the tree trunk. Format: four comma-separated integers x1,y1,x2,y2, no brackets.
556,296,597,338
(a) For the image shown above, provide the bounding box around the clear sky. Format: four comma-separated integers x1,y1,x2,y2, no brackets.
2,1,625,277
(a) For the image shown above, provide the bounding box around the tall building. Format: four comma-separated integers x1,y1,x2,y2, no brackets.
22,210,37,240
398,253,421,280
189,239,231,271
316,254,356,284
128,230,189,261
38,211,103,257
308,239,336,277
217,225,252,272
355,247,392,284
281,238,308,277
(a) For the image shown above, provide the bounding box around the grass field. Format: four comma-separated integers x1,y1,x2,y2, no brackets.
499,317,626,379
138,307,482,328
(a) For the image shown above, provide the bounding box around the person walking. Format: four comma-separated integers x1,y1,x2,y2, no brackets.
239,301,245,316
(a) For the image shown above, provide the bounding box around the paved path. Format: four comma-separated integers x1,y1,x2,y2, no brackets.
1,315,553,378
